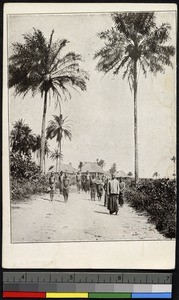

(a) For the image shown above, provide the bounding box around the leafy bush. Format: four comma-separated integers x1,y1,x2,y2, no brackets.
10,153,48,201
10,153,40,180
125,179,176,238
10,175,49,201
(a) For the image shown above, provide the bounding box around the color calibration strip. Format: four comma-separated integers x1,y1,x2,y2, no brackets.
3,272,172,298
3,291,172,298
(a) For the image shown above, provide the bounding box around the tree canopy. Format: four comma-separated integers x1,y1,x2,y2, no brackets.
94,13,175,90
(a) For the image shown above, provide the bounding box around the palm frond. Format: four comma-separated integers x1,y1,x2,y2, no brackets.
94,12,175,91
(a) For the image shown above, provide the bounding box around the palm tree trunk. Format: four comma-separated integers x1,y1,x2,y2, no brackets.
59,141,62,173
44,156,46,174
40,90,48,172
134,59,139,183
56,157,58,173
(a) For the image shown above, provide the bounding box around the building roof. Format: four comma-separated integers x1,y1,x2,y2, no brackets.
115,170,128,178
81,162,105,174
60,163,77,174
48,163,77,174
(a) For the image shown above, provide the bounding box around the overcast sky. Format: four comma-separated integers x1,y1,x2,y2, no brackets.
8,12,176,178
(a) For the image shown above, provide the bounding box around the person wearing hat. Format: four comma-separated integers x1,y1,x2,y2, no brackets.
108,173,119,215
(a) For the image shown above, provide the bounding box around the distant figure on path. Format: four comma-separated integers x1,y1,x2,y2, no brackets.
96,177,104,201
63,173,70,202
49,172,56,201
81,178,85,192
108,174,119,215
90,175,96,201
76,171,82,193
104,178,109,207
119,178,126,207
59,171,64,195
85,171,90,193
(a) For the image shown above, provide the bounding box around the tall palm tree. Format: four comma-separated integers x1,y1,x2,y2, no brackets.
46,114,72,171
10,119,35,157
50,149,63,173
94,13,175,182
31,134,41,163
9,28,89,172
32,134,50,170
78,161,83,172
44,140,50,173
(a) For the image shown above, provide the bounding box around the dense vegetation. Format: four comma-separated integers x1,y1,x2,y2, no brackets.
125,178,176,238
10,153,48,202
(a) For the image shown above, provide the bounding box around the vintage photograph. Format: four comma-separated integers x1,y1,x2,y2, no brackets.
7,9,176,244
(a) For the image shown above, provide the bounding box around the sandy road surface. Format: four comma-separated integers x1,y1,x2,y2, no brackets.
11,187,167,243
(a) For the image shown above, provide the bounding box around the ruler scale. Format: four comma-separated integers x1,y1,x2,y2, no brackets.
3,272,172,298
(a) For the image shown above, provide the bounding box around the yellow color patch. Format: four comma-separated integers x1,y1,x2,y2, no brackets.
46,292,88,298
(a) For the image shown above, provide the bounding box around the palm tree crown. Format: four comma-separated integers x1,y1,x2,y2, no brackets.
95,13,175,87
95,13,175,182
9,28,89,172
50,149,63,173
46,114,72,172
46,114,72,146
10,119,35,157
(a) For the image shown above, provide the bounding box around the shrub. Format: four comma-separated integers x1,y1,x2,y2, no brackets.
10,153,48,201
125,178,176,238
10,153,40,180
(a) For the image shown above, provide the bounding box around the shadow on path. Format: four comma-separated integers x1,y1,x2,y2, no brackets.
41,197,65,203
94,211,109,215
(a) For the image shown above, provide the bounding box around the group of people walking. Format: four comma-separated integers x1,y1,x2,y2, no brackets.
49,171,70,202
76,171,126,215
49,170,126,215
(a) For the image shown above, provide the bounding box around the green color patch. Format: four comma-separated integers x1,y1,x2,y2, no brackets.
89,292,131,298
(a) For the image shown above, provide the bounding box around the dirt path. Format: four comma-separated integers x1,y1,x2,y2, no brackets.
11,187,167,243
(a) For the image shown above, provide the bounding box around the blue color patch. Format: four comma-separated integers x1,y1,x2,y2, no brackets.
132,293,172,298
